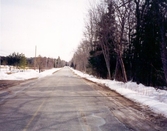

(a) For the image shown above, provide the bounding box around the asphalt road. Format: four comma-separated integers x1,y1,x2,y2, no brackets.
0,67,167,131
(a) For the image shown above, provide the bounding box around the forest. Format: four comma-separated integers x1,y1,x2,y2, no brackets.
71,0,167,88
1,52,66,72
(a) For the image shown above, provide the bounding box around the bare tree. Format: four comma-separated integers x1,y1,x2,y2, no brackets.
36,55,43,73
72,40,91,72
111,0,134,82
89,0,128,80
84,10,95,51
89,1,114,79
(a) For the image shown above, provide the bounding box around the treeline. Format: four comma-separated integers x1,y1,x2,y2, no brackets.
1,52,67,71
71,0,167,87
1,52,27,69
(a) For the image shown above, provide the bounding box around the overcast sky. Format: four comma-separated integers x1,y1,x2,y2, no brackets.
1,0,99,61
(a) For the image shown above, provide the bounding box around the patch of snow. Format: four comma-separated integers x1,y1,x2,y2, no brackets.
71,68,167,118
0,68,61,80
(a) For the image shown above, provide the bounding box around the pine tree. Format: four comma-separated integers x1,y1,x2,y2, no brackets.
132,0,167,86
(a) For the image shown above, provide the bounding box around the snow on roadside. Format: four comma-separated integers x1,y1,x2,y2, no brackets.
38,68,61,78
0,68,61,80
71,68,167,118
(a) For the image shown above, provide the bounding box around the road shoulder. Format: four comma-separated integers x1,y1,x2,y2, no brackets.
83,78,167,131
0,79,36,91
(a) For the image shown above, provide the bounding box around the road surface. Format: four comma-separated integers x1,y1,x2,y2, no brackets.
0,67,167,131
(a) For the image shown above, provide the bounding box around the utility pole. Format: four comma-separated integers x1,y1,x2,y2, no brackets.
34,46,37,70
0,56,1,71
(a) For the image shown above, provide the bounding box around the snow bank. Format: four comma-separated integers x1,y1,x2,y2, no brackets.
38,68,61,78
0,68,61,80
71,68,167,118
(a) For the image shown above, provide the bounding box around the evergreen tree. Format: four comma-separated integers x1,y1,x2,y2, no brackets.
88,45,108,78
132,0,167,86
19,54,27,69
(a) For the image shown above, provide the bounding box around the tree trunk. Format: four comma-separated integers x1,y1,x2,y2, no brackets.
114,57,119,80
160,25,167,84
157,1,167,85
103,51,111,79
106,60,111,79
119,56,127,82
114,55,127,82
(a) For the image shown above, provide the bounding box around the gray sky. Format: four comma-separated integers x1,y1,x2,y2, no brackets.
1,0,99,61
